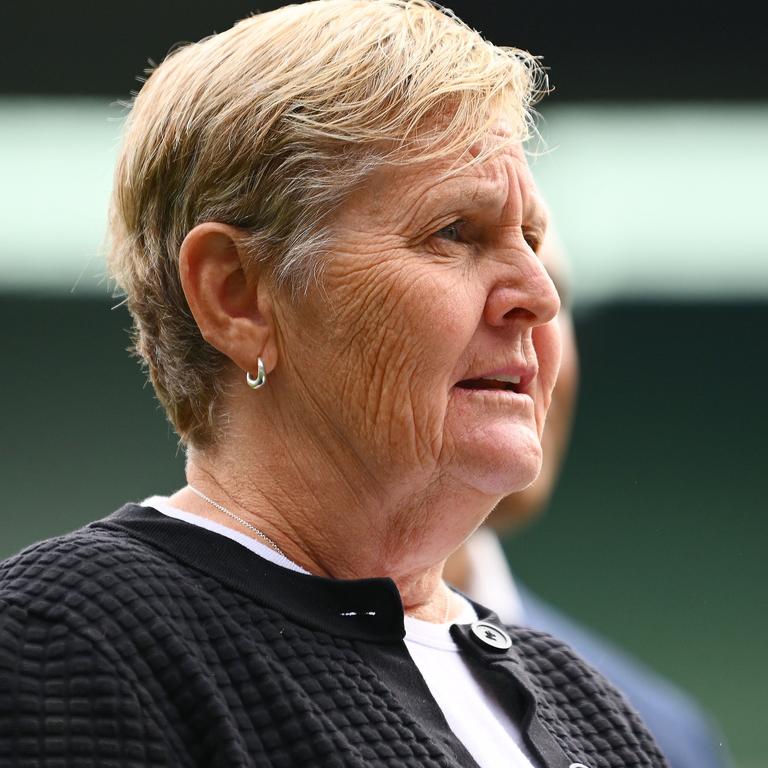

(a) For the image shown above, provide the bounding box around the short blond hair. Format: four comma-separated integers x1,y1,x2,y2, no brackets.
108,0,546,447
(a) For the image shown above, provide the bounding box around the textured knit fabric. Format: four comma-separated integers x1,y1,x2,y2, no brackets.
150,495,536,767
0,505,668,768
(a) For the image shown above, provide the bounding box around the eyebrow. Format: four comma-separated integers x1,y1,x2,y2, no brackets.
408,179,502,220
413,182,507,228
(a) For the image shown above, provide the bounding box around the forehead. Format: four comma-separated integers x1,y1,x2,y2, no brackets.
344,139,546,229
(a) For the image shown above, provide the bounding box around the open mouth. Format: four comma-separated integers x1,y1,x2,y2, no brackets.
455,375,522,393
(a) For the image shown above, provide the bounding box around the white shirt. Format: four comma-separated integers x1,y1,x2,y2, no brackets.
404,611,537,767
143,496,537,768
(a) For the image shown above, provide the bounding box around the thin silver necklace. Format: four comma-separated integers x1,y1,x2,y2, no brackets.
187,484,287,558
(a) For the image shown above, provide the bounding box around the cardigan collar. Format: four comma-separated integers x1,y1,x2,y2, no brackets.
97,504,412,643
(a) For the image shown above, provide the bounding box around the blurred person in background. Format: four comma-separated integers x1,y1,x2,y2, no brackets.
445,229,729,768
0,2,667,766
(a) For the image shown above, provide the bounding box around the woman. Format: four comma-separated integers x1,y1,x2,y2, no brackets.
0,1,665,766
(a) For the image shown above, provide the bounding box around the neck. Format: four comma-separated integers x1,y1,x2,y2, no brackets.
173,436,494,623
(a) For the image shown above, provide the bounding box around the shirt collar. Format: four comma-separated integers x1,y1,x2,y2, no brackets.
142,495,311,574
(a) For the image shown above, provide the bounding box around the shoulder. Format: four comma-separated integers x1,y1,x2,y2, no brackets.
0,518,194,632
1,518,175,582
0,524,179,765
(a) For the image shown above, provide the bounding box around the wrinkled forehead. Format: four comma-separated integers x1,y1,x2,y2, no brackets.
461,135,544,220
341,135,546,230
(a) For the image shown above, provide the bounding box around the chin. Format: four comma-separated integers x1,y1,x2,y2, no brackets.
449,429,543,497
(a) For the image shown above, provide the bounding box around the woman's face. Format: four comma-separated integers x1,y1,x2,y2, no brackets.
272,138,561,500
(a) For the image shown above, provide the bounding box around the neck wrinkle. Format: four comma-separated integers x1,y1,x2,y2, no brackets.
182,421,497,623
183,440,423,581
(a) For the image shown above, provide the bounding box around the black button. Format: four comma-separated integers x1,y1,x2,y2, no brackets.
469,620,512,651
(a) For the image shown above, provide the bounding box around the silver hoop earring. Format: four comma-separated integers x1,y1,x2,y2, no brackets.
246,358,267,390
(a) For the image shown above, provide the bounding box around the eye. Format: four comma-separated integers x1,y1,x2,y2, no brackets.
523,231,541,253
434,220,465,242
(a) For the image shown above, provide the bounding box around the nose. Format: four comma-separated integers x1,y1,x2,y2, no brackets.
483,255,561,329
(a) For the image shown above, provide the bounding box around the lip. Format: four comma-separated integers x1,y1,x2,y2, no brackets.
452,387,534,407
453,362,538,397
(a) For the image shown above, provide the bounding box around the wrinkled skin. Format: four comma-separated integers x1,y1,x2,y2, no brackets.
274,141,561,499
179,136,562,619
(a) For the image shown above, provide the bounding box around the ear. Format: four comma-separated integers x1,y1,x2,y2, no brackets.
178,222,277,377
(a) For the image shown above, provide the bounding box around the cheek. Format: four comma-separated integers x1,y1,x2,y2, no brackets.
324,266,473,464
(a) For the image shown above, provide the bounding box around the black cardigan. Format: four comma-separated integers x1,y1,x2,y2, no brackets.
0,505,667,767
